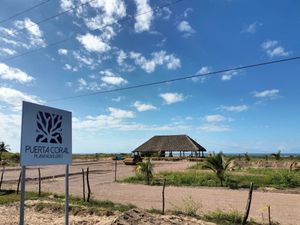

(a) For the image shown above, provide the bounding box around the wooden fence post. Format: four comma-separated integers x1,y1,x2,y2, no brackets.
38,168,41,197
17,171,21,194
268,205,271,225
82,168,86,201
86,167,91,202
0,165,4,191
162,178,166,215
241,182,254,225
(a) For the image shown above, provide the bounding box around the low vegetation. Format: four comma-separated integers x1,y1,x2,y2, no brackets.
134,158,153,185
0,189,135,214
151,196,273,225
124,153,300,189
125,168,300,189
1,189,273,225
202,210,272,225
0,190,49,205
202,152,232,186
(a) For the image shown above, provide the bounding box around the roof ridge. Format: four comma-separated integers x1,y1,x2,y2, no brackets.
185,135,199,149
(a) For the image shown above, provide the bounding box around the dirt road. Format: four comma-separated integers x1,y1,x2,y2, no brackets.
1,159,299,225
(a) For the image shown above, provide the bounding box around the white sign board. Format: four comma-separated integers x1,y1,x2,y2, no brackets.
20,101,72,166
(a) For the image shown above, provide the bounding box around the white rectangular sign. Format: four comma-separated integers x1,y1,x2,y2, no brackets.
20,101,72,166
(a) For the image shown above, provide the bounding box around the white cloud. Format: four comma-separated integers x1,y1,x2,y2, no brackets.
117,50,127,65
183,8,193,18
205,114,226,123
160,92,185,105
253,89,279,98
133,101,157,112
0,63,34,83
88,0,126,19
14,18,46,47
58,48,68,55
130,50,181,73
261,40,290,58
158,7,172,20
73,108,189,132
77,33,111,53
0,48,16,56
0,37,19,47
0,87,43,111
221,70,239,81
219,105,249,112
163,7,172,20
79,0,126,56
198,123,231,132
78,78,87,86
63,63,78,72
192,66,211,82
77,78,101,91
134,0,153,33
60,0,74,11
112,96,123,102
177,20,195,37
261,40,277,49
108,107,135,119
0,27,16,36
116,50,136,72
243,22,261,34
73,51,94,66
100,70,128,86
0,112,21,151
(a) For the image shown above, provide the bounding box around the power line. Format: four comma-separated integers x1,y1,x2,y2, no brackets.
1,0,185,63
0,0,52,25
0,0,98,39
46,56,300,102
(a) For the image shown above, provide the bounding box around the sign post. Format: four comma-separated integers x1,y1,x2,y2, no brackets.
65,164,69,225
19,101,72,225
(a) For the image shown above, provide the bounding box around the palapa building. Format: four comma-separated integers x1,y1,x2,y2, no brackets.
133,135,206,157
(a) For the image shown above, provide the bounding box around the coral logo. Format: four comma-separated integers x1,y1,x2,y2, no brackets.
36,111,63,144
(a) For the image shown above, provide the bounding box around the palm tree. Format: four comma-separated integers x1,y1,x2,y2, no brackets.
0,142,10,162
135,158,153,185
0,142,10,191
203,152,232,186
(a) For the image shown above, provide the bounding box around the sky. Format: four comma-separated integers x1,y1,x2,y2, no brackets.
0,0,300,154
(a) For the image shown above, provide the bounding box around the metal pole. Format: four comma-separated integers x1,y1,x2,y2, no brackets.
114,156,117,182
19,165,26,225
38,168,41,197
65,164,69,225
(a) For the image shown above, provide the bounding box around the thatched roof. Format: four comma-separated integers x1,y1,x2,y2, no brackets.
133,135,206,153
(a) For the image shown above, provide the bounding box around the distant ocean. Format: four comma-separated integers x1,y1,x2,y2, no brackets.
169,152,300,157
226,153,300,157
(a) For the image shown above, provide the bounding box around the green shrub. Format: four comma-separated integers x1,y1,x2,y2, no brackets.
204,210,242,225
269,170,300,188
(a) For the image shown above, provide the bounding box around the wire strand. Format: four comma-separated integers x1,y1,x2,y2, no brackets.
46,56,300,102
0,0,52,24
0,0,185,63
0,0,98,38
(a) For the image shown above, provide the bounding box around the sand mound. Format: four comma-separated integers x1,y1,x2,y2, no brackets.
0,201,215,225
112,208,215,225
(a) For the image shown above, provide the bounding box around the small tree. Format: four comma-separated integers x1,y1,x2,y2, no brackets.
244,152,250,162
135,158,153,185
272,150,281,160
203,152,232,186
0,142,10,191
0,142,10,162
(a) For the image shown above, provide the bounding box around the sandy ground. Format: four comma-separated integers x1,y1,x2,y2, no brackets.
1,159,300,225
0,200,215,225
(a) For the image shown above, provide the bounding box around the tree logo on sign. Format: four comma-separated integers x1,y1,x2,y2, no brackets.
36,111,63,144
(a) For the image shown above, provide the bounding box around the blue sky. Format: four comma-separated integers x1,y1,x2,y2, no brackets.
0,0,299,154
